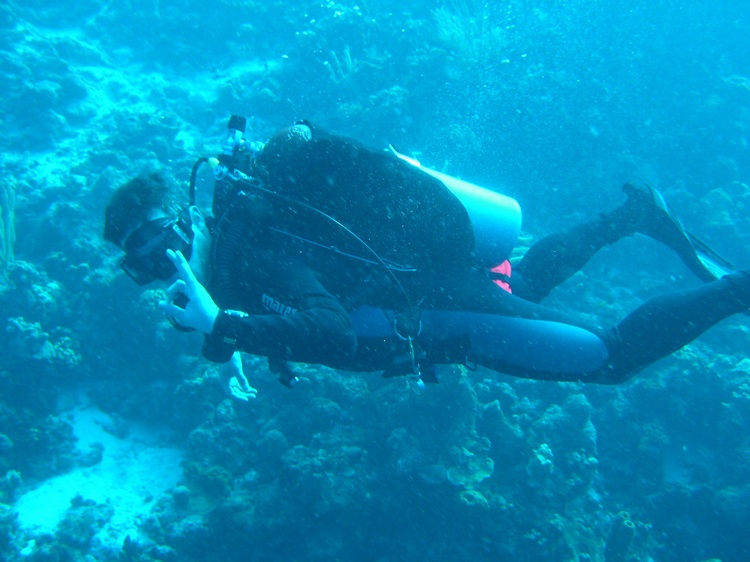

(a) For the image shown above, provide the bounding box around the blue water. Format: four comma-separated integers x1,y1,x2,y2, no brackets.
1,1,749,560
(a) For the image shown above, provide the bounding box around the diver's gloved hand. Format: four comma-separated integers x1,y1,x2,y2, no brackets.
220,352,258,402
158,249,219,334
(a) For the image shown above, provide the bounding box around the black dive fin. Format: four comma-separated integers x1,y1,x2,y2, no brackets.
686,231,735,280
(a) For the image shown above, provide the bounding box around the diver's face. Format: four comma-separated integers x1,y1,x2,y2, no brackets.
119,210,194,286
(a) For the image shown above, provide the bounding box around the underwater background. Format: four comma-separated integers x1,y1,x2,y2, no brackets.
1,0,749,560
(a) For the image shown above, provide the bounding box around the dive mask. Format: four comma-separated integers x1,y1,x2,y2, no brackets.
120,210,194,285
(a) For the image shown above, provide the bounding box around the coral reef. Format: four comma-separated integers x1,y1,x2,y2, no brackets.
604,511,637,562
0,177,15,277
433,1,510,72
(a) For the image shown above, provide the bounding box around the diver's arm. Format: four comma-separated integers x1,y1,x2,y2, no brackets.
219,351,257,401
202,257,358,365
159,249,220,333
203,292,357,365
159,248,356,366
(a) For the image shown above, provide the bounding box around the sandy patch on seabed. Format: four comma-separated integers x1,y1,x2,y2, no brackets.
13,402,183,550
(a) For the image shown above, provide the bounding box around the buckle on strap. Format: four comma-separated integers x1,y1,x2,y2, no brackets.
393,311,422,341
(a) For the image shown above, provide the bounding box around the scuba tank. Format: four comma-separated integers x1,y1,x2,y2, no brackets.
389,147,522,268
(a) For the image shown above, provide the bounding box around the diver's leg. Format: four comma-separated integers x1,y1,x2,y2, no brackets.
427,268,750,385
426,268,614,379
513,193,638,302
590,272,750,383
514,183,720,303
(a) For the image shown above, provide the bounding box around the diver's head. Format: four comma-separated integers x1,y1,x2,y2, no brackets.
104,173,210,285
118,209,194,285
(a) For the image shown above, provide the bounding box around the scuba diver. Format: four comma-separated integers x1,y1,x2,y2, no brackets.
104,117,749,399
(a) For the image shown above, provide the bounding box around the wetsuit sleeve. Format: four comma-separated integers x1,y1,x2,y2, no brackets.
201,265,357,365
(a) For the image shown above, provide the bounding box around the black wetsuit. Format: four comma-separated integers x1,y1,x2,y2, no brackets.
203,124,750,384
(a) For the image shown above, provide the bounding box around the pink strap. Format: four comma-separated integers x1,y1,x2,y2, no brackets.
490,260,512,293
